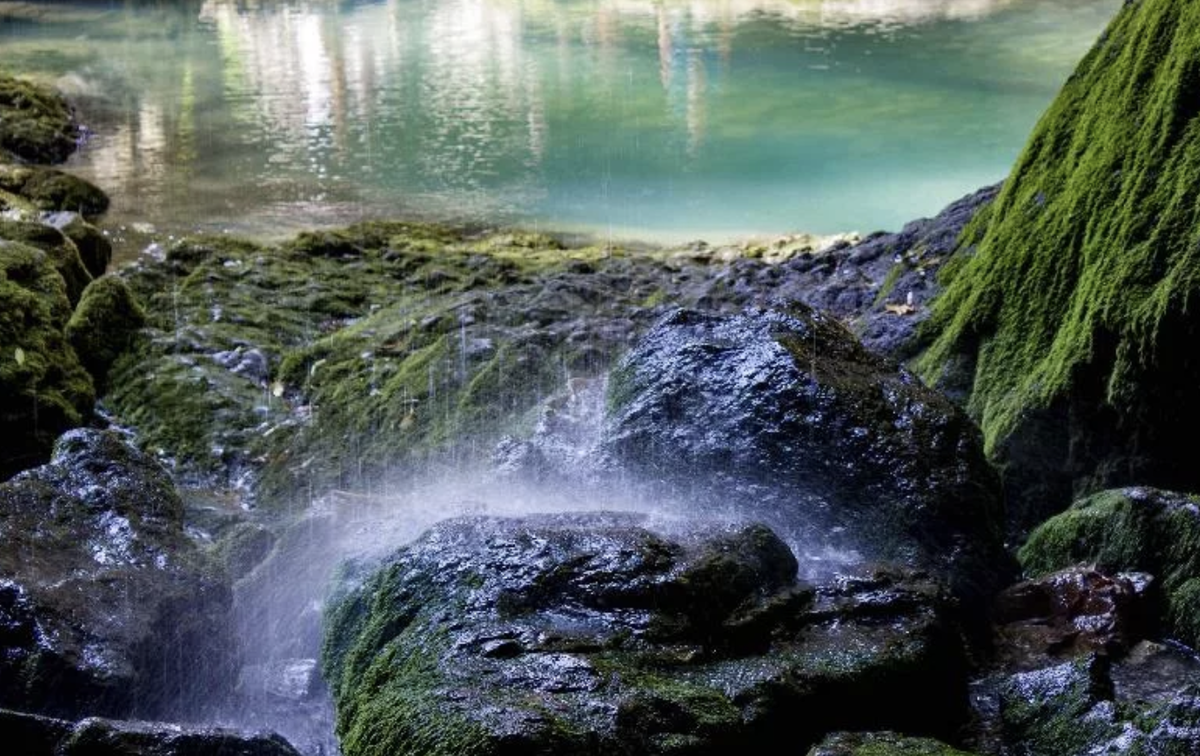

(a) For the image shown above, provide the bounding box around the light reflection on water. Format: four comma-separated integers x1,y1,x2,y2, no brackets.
0,0,1119,242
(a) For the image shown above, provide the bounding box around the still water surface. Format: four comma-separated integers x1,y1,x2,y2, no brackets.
1,0,1119,242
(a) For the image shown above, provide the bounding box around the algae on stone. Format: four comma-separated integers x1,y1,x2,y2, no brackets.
0,240,94,479
65,275,146,393
0,73,78,164
915,0,1200,532
1019,486,1200,649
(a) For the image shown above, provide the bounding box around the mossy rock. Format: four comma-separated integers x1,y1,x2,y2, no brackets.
914,0,1200,534
323,514,969,756
0,240,94,480
45,212,112,278
0,218,92,306
65,275,147,393
1018,486,1200,648
17,167,109,217
806,731,981,756
0,73,78,164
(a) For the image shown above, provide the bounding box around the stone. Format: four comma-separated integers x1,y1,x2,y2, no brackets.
0,429,234,720
323,513,969,756
66,275,147,393
0,707,302,756
1018,487,1200,650
603,305,1010,615
0,218,92,306
0,240,94,479
0,74,78,164
44,212,112,278
807,731,981,756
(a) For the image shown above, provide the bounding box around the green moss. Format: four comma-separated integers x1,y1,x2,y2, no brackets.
65,275,146,393
1019,487,1200,647
0,241,95,477
806,731,981,756
915,0,1200,470
0,73,77,164
11,168,108,217
0,219,91,306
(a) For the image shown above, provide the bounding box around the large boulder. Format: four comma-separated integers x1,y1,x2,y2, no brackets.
0,430,235,720
0,74,78,164
323,513,970,756
1018,486,1200,650
0,165,109,218
0,708,301,756
603,306,1009,612
0,240,94,480
915,0,1200,534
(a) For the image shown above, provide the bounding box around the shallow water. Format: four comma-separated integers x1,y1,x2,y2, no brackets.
1,0,1117,242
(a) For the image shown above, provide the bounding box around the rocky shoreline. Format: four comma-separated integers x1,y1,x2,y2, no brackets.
5,1,1200,753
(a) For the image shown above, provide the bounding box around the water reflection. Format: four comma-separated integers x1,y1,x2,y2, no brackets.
0,0,1118,240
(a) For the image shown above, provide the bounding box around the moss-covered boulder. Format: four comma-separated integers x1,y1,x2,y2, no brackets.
0,429,235,720
1018,486,1200,649
915,0,1200,534
603,306,1010,615
0,165,108,218
806,731,981,756
44,212,112,278
0,240,94,480
0,74,78,164
0,708,302,756
66,275,146,393
323,513,969,756
0,218,92,306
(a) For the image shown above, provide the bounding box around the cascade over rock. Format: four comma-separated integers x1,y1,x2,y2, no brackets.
916,0,1200,534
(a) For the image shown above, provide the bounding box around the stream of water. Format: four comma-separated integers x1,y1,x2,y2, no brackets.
2,0,1118,243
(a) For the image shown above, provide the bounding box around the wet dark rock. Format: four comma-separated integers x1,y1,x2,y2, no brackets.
993,566,1153,671
323,513,969,756
0,240,95,479
237,659,320,703
0,707,302,756
973,652,1200,756
0,429,234,720
807,731,981,756
603,306,1010,614
44,212,112,278
0,218,93,306
770,184,1000,360
1018,487,1200,649
0,74,79,164
66,275,147,393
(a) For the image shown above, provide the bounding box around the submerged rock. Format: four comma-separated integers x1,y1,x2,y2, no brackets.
0,430,234,720
915,0,1200,534
604,306,1009,612
323,513,969,756
1018,486,1200,650
0,240,95,479
0,707,301,756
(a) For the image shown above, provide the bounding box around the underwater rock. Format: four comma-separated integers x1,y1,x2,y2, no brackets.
0,429,234,720
0,707,301,756
806,731,981,756
323,513,969,756
993,566,1153,672
604,306,1010,614
0,74,79,165
66,275,147,394
1018,486,1200,650
915,0,1200,535
0,240,95,479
